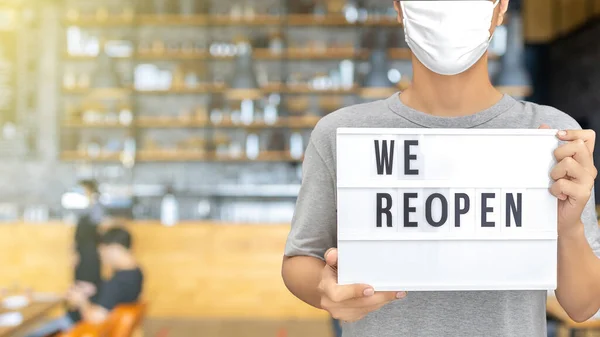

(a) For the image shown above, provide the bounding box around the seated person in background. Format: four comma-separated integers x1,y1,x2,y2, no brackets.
26,227,143,337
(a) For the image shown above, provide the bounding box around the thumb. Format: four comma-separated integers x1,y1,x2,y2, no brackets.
539,124,551,129
324,248,338,268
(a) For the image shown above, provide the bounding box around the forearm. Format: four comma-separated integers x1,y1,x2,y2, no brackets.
77,298,94,321
556,223,600,322
282,255,325,309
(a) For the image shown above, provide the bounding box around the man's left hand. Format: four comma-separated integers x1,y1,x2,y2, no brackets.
66,287,87,307
543,126,597,235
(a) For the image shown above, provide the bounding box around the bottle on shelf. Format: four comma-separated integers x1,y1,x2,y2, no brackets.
118,103,133,126
246,133,260,160
180,0,196,16
290,132,304,160
160,186,179,227
91,40,121,89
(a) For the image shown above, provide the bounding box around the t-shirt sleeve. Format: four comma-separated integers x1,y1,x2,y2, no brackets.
581,193,600,257
284,141,337,260
95,280,121,311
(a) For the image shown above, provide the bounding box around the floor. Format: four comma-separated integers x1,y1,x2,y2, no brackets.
143,319,333,337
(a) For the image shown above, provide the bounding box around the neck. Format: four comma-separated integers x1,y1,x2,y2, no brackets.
400,54,503,117
111,254,137,271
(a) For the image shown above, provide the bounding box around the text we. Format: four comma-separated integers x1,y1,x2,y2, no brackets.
373,138,423,179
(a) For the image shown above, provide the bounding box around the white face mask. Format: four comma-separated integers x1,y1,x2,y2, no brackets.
401,0,500,76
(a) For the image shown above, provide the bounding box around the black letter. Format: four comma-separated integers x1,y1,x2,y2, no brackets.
374,140,395,175
454,193,470,227
506,193,522,227
376,193,393,228
404,140,419,175
425,193,448,227
481,193,495,227
403,193,418,227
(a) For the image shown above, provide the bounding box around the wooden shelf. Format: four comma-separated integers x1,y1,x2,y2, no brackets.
287,14,350,26
365,17,399,26
209,14,283,26
135,116,319,129
136,51,209,60
63,120,131,128
263,83,358,95
60,151,122,162
137,150,207,162
63,14,400,28
136,117,207,128
137,14,209,25
62,88,132,98
64,16,134,27
135,85,225,94
64,48,498,62
136,150,302,162
63,54,133,61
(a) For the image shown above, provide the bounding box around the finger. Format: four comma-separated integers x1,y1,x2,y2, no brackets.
554,141,595,173
340,291,405,308
324,248,338,269
550,178,592,203
557,129,596,153
550,157,595,186
539,124,551,129
323,279,375,302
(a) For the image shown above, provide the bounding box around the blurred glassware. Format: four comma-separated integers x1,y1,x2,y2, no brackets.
240,99,255,125
361,30,395,98
154,0,169,15
160,187,179,226
24,205,50,223
339,60,355,89
105,40,134,58
230,3,243,19
197,199,211,219
243,0,256,19
92,46,121,89
343,0,359,23
0,203,19,222
290,132,304,160
263,103,278,125
246,133,259,160
180,0,196,15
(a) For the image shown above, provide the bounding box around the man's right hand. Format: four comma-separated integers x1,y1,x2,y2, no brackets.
318,248,406,322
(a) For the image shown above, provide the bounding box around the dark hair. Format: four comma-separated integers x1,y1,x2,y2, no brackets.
79,179,99,194
100,227,132,249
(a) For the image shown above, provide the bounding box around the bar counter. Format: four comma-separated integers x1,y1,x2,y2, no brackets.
0,221,326,320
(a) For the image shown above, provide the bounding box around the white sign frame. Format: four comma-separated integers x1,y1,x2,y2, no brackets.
336,128,559,291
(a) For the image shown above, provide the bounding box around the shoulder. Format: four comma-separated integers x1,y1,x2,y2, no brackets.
519,100,582,130
311,99,387,144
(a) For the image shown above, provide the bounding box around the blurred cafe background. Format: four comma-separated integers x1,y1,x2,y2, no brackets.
0,0,599,336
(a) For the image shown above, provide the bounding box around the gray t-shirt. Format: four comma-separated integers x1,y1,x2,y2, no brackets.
285,93,600,337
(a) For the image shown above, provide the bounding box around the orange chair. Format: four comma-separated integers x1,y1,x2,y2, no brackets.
99,303,146,337
57,303,146,337
56,322,100,337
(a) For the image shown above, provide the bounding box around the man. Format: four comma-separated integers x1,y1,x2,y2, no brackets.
27,227,143,337
282,1,600,336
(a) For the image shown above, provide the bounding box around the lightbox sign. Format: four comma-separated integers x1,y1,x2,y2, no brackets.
336,128,559,291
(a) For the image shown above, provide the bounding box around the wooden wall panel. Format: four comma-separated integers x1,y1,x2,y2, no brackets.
523,0,558,42
0,222,326,320
557,0,589,34
523,0,599,42
0,223,72,293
